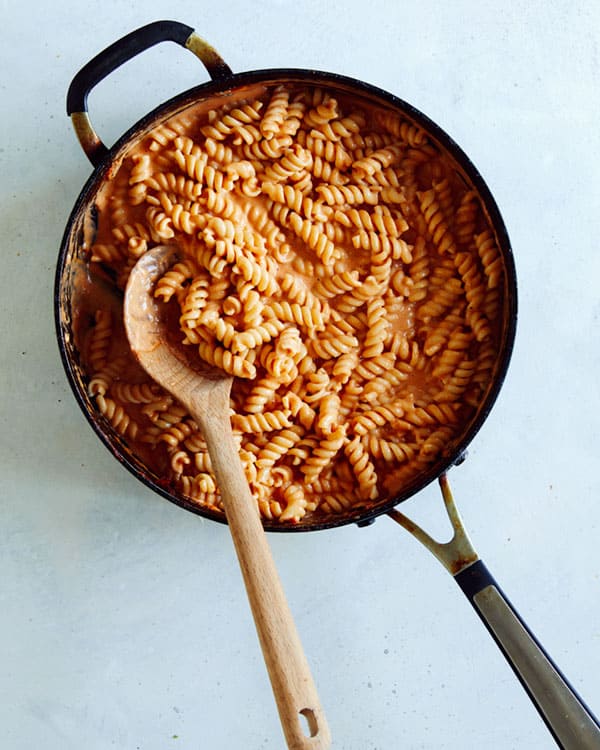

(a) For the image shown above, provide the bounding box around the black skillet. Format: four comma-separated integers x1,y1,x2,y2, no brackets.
55,21,600,748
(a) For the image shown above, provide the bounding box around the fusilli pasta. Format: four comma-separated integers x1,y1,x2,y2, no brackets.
77,81,508,525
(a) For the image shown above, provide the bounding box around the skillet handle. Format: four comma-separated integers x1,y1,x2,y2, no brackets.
389,475,600,749
456,560,600,750
66,20,233,167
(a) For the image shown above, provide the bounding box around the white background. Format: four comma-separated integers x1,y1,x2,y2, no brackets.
1,1,599,748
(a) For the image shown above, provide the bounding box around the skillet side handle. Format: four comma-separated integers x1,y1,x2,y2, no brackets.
455,560,600,750
66,20,233,166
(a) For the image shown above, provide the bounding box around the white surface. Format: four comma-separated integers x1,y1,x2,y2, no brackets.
1,2,599,748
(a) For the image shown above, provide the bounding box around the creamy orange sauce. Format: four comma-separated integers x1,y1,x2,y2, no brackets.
72,81,507,524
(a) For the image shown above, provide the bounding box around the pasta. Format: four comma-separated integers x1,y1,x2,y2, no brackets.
76,82,508,524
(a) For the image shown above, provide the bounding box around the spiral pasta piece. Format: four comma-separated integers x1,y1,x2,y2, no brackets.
154,261,196,302
158,420,195,448
256,426,305,469
96,395,139,441
316,183,380,206
296,131,353,169
374,111,428,147
363,435,415,463
261,181,329,222
355,352,396,381
288,212,339,265
244,376,282,413
179,276,210,336
111,382,161,404
344,435,378,500
179,473,219,499
230,252,277,295
87,309,112,374
264,300,326,333
352,144,403,179
418,189,457,255
263,144,313,182
281,391,317,430
362,298,390,358
197,342,256,379
300,425,347,482
352,231,412,264
200,101,263,141
230,319,286,353
475,229,503,289
232,410,292,433
310,113,365,142
279,483,309,522
455,251,491,342
260,86,290,140
87,356,128,397
352,401,406,435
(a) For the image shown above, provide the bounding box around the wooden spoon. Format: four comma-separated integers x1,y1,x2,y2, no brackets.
123,245,330,750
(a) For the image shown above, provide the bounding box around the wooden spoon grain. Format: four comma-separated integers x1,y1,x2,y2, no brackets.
123,245,330,750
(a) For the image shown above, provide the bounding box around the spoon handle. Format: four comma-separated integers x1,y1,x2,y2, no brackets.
200,413,331,750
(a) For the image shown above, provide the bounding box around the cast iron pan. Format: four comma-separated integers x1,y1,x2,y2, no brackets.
55,20,600,748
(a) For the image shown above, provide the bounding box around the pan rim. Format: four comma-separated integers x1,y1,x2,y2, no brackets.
55,66,518,532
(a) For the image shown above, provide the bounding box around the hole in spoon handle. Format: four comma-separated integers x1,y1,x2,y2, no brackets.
300,708,318,737
291,707,330,748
